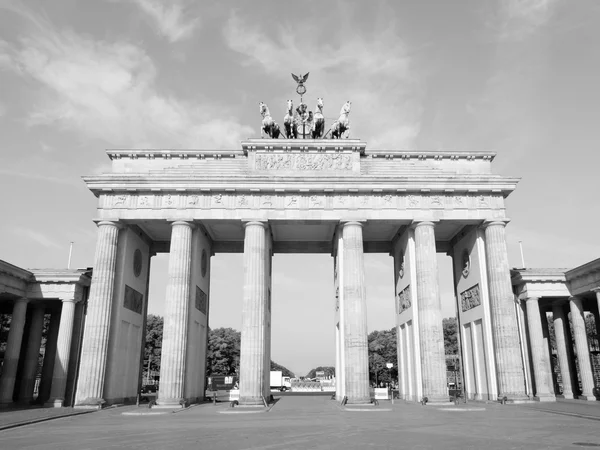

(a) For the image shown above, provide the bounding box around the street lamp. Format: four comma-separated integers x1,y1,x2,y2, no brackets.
386,363,394,403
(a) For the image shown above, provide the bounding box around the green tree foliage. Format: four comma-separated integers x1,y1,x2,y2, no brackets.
306,366,335,379
368,328,397,386
270,361,295,378
207,327,241,376
443,317,458,355
144,314,163,376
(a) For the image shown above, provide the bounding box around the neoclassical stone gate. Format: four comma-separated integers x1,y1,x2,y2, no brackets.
74,138,527,407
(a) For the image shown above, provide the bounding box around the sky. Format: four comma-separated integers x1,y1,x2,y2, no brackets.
1,0,599,377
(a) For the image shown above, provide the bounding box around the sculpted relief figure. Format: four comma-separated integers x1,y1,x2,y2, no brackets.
283,99,296,139
259,102,281,139
312,97,325,138
255,153,352,171
327,101,351,139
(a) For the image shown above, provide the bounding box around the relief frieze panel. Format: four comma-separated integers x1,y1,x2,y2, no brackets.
397,285,412,313
102,193,506,213
255,153,353,171
460,284,481,312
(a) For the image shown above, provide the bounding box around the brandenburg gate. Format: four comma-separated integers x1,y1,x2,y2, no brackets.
73,136,527,407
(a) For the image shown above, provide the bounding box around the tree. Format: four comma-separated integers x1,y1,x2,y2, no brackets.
443,317,458,355
306,366,335,379
206,327,241,376
271,361,295,378
144,314,163,378
368,328,397,386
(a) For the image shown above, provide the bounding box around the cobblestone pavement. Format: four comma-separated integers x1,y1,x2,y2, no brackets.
1,396,600,449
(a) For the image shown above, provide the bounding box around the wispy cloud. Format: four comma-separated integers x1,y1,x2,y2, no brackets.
494,0,560,42
130,0,200,43
0,3,251,149
14,228,62,249
223,10,422,149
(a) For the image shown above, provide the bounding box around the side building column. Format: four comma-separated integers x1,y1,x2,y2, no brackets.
413,221,447,403
239,221,271,406
524,298,555,401
18,305,46,403
46,299,77,407
569,296,596,400
157,221,194,407
552,302,576,399
483,221,527,400
75,220,122,408
0,298,29,406
37,311,61,404
341,221,370,404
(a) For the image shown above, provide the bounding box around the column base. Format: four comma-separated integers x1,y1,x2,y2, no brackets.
346,396,372,405
154,398,186,409
74,397,106,409
423,395,452,405
44,398,64,408
556,394,575,400
238,396,267,406
576,394,597,401
533,394,556,402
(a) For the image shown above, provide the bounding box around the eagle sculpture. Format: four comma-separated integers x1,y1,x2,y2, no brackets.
291,73,309,84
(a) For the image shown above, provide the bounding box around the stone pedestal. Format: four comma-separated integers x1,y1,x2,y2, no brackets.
157,221,193,407
18,305,46,403
484,221,527,400
525,298,555,401
75,221,121,407
413,221,447,403
341,221,370,404
239,221,271,406
0,298,29,406
37,312,61,404
552,303,576,399
569,296,596,401
46,299,77,407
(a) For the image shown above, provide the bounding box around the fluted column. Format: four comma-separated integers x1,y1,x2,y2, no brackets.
18,305,46,403
552,303,576,399
569,296,595,400
484,221,527,399
413,221,447,402
37,311,61,404
157,221,193,407
0,298,29,406
341,221,370,404
75,220,121,407
239,221,270,405
525,298,554,401
46,299,77,407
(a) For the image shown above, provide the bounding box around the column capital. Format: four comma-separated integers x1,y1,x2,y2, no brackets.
482,219,511,229
410,220,438,230
243,220,268,230
93,220,124,229
169,220,195,228
341,220,365,229
525,296,540,303
15,297,29,305
590,287,600,293
59,298,77,303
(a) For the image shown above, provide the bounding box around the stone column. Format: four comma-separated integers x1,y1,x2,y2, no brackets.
593,289,600,356
18,305,46,403
524,298,554,401
75,220,121,407
239,221,270,406
413,221,447,402
341,221,370,404
569,296,595,400
37,311,61,404
0,298,29,406
552,303,576,399
46,299,77,407
157,221,193,407
483,221,527,399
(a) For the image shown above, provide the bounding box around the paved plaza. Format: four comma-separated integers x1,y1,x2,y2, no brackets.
1,396,599,449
